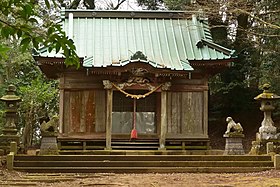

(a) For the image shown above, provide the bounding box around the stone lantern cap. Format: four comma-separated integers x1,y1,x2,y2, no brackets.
254,83,280,101
0,85,21,102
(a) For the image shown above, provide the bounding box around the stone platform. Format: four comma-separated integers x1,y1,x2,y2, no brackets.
224,134,245,155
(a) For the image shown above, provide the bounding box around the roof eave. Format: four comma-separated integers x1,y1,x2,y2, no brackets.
200,39,235,56
189,58,235,67
62,9,200,19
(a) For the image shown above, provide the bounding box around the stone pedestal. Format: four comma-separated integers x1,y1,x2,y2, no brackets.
224,134,245,155
39,116,59,155
39,136,59,155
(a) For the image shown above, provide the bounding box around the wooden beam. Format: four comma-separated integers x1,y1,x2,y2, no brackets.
65,10,189,19
159,82,171,150
159,91,167,150
203,90,208,136
104,80,113,150
170,85,208,92
105,89,113,150
59,75,65,134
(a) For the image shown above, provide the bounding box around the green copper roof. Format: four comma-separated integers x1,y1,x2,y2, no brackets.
39,10,235,71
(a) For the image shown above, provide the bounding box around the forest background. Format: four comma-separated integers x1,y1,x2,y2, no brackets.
0,0,279,151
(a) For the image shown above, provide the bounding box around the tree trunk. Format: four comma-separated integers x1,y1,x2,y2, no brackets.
22,104,34,152
234,13,249,52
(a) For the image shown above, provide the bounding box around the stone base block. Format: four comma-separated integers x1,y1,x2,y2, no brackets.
224,136,245,155
39,136,59,155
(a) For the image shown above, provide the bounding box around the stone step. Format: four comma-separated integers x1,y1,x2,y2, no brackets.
13,154,274,173
111,141,159,150
111,141,159,145
14,155,273,162
0,177,76,186
0,182,37,186
4,178,76,183
13,160,274,168
111,146,159,149
24,173,106,178
13,166,275,173
59,150,211,155
58,150,211,155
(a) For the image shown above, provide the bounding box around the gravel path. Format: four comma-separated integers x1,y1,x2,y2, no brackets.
1,169,280,187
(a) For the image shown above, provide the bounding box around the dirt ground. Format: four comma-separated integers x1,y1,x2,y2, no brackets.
1,169,280,187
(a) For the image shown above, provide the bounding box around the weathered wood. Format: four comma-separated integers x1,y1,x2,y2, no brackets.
84,91,95,132
63,91,70,134
171,92,179,133
167,92,172,133
181,92,190,134
167,92,181,134
192,92,203,135
59,75,65,133
70,91,81,133
192,92,204,135
105,89,113,150
59,69,208,142
59,72,106,90
156,93,161,134
159,91,167,150
95,90,106,132
80,91,86,132
176,92,181,133
170,79,205,85
60,83,103,90
170,85,208,92
203,90,208,136
167,92,204,137
58,133,158,140
166,134,209,139
63,90,96,134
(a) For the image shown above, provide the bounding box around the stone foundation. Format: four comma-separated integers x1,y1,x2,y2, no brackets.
224,134,245,155
39,136,59,155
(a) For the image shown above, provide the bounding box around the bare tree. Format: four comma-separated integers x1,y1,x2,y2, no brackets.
67,0,129,10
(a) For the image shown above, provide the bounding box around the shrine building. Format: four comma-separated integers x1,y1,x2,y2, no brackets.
35,9,235,151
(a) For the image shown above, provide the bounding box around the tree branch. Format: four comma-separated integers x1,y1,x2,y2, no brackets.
113,0,127,10
259,10,280,16
235,8,280,30
209,25,280,38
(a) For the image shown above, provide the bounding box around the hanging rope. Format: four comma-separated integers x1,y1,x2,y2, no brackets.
111,82,163,99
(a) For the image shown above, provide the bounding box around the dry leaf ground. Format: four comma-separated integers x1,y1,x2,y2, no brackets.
1,169,280,187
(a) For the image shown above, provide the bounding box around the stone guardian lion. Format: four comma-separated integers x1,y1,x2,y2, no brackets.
225,117,243,134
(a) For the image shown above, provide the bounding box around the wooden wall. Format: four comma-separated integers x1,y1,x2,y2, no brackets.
59,71,208,139
166,91,208,139
62,90,106,134
59,72,106,135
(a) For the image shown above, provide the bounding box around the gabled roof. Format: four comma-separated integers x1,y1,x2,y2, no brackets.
37,10,235,71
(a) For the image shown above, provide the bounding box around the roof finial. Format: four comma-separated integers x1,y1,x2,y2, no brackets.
130,51,147,61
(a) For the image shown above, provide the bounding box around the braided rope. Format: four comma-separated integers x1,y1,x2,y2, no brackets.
111,82,163,99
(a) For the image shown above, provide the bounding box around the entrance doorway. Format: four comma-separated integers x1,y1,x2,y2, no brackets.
112,91,157,135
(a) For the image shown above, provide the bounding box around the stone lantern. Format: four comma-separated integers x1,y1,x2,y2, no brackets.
249,84,280,155
254,83,280,140
0,85,21,154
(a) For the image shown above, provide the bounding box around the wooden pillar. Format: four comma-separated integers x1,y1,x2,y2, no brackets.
103,80,113,150
159,82,171,150
59,75,65,134
203,90,208,136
